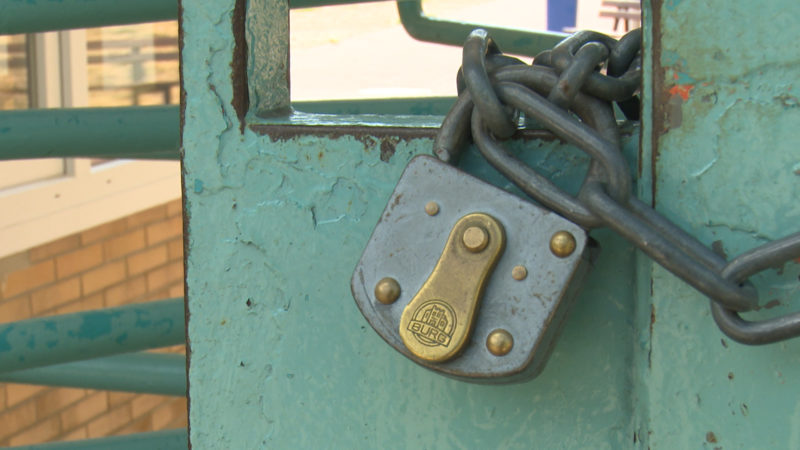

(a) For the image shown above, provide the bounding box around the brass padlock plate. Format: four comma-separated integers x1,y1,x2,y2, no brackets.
399,212,506,363
351,155,591,383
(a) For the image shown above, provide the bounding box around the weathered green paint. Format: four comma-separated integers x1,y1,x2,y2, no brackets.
635,0,800,448
397,0,566,58
0,298,184,373
184,0,640,447
0,107,179,161
183,129,640,447
10,429,187,450
0,352,185,396
0,0,178,35
184,0,800,447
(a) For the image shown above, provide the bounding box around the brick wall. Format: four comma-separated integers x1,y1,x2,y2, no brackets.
0,199,187,446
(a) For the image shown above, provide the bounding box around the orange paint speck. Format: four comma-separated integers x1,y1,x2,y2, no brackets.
669,84,695,101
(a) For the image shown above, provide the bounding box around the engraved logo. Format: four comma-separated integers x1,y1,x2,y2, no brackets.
407,300,456,347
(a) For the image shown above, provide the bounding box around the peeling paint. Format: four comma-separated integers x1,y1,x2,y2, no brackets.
251,123,435,144
763,299,781,309
775,94,799,109
69,311,115,340
690,153,717,178
710,240,727,259
669,83,694,101
379,137,398,162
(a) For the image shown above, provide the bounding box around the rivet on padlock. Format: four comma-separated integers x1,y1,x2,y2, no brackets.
374,277,401,305
486,329,514,356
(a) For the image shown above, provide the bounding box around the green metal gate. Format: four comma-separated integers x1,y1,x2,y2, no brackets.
183,0,799,447
2,0,799,448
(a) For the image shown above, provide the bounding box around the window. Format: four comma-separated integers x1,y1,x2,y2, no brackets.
0,34,28,109
0,24,181,259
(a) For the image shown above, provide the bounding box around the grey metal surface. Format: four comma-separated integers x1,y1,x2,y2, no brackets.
351,155,590,383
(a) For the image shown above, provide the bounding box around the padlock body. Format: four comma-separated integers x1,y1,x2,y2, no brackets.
351,155,592,383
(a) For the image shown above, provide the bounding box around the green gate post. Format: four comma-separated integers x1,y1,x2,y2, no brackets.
636,0,800,447
182,0,799,448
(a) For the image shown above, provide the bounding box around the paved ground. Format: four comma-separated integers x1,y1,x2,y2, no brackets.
290,0,634,100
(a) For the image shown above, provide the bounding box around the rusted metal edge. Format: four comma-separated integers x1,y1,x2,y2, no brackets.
250,123,571,163
231,0,249,133
251,123,436,142
649,0,665,208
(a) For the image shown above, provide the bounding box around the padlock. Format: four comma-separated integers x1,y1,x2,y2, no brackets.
351,155,594,383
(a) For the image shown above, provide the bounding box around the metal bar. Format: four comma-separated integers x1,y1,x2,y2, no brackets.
0,298,185,374
396,0,567,58
0,352,186,396
9,428,187,450
293,96,456,116
289,0,385,7
0,0,468,36
0,106,179,160
0,0,178,35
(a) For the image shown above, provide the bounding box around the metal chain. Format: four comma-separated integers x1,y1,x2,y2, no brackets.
435,28,800,345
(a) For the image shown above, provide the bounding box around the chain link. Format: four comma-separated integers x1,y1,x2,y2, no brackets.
436,28,800,344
